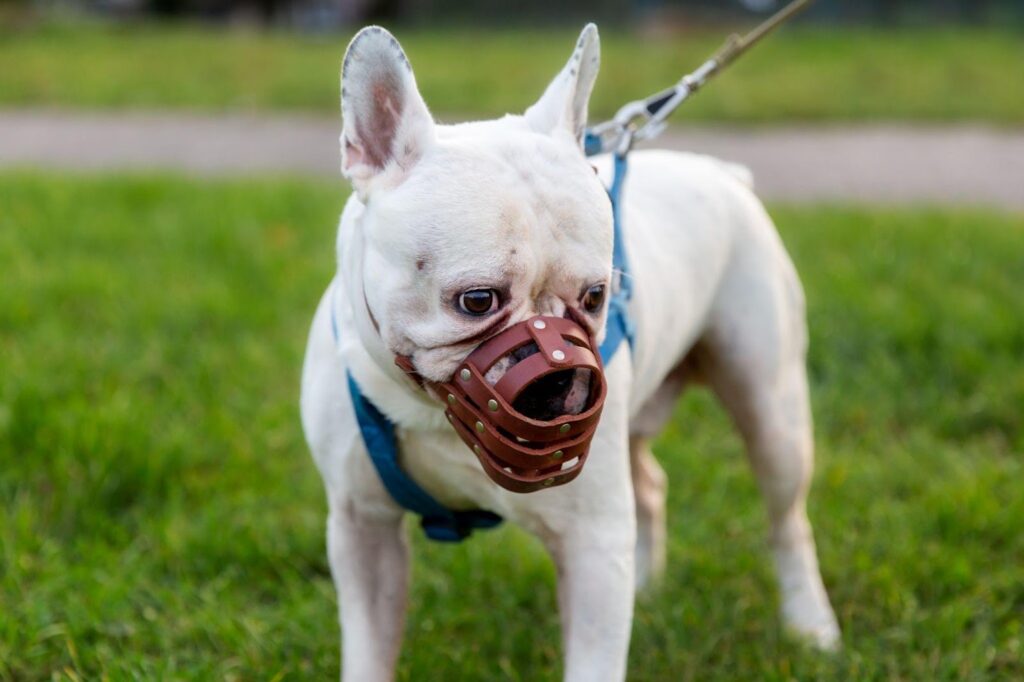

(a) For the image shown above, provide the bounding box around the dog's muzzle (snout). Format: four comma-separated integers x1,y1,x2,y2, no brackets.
429,315,607,493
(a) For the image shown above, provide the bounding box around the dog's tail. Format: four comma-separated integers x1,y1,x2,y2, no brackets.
716,159,755,190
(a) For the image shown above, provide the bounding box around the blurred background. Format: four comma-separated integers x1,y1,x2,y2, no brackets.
5,0,1024,27
1,1,1022,680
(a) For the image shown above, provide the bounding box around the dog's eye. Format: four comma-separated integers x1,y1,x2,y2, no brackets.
581,284,606,313
458,289,500,316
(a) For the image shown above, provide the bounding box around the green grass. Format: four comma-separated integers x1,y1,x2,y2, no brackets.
1,22,1023,122
1,173,1022,680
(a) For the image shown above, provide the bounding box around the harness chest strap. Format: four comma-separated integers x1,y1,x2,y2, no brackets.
337,151,633,542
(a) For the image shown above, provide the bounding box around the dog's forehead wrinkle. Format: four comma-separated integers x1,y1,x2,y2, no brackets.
440,257,526,292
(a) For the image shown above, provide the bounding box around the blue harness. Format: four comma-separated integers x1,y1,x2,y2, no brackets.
334,150,634,542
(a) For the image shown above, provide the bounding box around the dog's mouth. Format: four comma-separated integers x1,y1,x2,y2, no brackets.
482,342,593,421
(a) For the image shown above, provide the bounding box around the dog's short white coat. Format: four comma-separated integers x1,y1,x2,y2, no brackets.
301,24,839,681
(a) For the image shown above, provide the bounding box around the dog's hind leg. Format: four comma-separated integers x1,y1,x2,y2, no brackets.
700,334,840,649
695,241,841,649
628,361,693,590
629,436,667,590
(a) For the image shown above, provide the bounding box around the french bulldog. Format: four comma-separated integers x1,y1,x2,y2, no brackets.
300,23,840,681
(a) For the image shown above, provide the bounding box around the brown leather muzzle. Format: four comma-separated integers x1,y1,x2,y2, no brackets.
424,315,607,493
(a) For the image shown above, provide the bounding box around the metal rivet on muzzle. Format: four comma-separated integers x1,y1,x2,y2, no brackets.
559,423,571,434
447,393,456,405
533,319,546,329
553,450,564,459
473,444,482,455
487,399,499,412
475,421,485,433
552,349,565,361
460,368,471,381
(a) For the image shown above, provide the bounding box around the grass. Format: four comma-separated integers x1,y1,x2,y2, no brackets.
0,172,1022,680
1,22,1023,123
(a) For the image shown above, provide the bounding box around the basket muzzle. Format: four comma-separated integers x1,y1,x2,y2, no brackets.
425,315,607,493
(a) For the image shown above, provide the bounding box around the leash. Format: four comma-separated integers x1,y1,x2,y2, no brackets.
585,0,815,157
336,1,811,541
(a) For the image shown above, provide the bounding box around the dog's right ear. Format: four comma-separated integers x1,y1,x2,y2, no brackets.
340,26,436,200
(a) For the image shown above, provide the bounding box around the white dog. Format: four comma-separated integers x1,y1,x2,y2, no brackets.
301,23,839,681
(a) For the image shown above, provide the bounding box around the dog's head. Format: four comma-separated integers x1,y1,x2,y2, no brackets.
341,25,612,422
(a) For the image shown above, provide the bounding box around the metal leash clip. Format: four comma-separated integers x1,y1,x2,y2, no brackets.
584,0,815,158
585,97,648,157
585,61,714,157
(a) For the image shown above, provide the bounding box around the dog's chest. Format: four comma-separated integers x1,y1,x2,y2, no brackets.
396,426,502,511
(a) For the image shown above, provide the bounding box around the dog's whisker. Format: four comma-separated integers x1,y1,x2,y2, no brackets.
612,267,635,284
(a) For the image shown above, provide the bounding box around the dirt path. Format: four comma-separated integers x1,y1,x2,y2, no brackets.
2,110,1021,208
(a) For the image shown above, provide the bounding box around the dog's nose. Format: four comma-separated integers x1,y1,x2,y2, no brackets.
512,367,593,422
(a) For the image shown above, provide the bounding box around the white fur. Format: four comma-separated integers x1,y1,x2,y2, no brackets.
525,23,601,144
301,25,839,682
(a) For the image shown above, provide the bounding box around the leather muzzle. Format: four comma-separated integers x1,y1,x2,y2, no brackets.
423,315,607,493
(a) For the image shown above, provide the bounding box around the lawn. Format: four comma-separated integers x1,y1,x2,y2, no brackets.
0,173,1022,680
1,22,1023,123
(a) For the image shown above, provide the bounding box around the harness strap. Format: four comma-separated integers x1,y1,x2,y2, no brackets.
335,150,633,543
598,152,635,363
345,372,502,541
333,286,501,542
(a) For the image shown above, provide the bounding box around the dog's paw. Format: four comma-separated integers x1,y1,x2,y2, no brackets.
783,611,841,652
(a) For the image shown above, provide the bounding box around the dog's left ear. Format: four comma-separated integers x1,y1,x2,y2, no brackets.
340,26,436,199
525,23,600,149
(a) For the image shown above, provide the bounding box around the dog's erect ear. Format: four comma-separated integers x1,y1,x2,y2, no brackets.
340,26,435,199
524,23,600,148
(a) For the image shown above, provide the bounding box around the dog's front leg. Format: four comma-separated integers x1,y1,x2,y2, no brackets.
549,519,636,682
327,502,408,682
540,357,636,682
